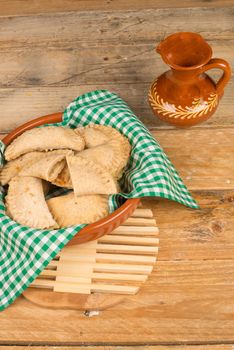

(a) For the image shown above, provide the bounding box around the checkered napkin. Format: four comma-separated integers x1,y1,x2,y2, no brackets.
0,90,198,310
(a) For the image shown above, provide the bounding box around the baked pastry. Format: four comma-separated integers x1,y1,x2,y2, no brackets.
78,138,130,178
5,176,58,229
66,155,118,196
79,124,127,148
3,123,131,229
5,126,85,161
18,153,66,182
0,149,73,185
47,192,109,227
0,151,45,185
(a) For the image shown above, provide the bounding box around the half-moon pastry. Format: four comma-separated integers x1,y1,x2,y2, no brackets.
5,126,85,161
18,153,66,182
47,192,109,227
66,155,118,196
5,176,58,229
0,149,73,185
0,151,45,185
78,138,130,178
78,124,128,148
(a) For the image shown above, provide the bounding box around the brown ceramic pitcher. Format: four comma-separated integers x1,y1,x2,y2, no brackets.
148,32,231,127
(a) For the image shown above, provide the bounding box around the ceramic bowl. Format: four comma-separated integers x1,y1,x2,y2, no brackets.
2,112,140,245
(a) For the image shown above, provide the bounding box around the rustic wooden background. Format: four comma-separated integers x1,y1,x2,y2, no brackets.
1,1,234,349
0,0,233,132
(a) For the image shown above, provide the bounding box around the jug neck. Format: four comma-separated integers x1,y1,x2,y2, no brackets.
170,67,201,81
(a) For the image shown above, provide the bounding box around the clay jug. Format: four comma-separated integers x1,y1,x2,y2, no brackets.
148,32,231,127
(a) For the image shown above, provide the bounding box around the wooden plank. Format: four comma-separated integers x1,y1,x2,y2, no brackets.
0,346,231,350
0,7,232,131
32,278,140,295
47,259,155,273
0,80,233,132
1,261,234,343
123,217,157,226
59,253,156,264
96,243,158,254
98,235,158,245
112,226,159,234
1,192,234,343
151,259,234,285
40,269,148,282
0,0,233,17
1,128,233,192
144,190,234,261
0,41,232,88
131,208,154,218
0,7,233,47
50,261,153,274
152,128,234,190
0,84,155,133
109,227,159,236
69,284,139,294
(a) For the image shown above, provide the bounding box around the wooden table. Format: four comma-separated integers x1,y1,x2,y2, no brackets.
0,1,234,348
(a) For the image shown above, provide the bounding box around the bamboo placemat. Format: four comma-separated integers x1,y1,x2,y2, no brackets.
23,206,159,309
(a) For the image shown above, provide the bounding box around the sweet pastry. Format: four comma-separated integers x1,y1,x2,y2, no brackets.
79,138,130,178
2,123,131,229
66,155,118,196
47,192,109,227
0,151,45,185
79,124,127,148
5,126,85,161
5,176,58,229
18,153,66,182
0,149,73,185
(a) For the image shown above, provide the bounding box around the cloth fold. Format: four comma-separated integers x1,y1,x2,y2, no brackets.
0,90,198,310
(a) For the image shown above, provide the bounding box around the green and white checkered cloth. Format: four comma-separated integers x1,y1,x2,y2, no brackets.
0,90,198,310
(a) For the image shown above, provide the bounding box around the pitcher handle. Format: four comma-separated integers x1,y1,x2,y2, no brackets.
199,58,231,95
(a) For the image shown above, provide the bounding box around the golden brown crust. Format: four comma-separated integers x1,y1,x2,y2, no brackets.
66,155,118,196
6,176,58,229
5,126,85,161
0,151,46,186
2,124,131,229
78,138,130,178
18,153,66,182
78,124,127,148
47,192,109,227
0,150,73,185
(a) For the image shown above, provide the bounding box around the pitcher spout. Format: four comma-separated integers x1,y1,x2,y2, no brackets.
156,32,212,70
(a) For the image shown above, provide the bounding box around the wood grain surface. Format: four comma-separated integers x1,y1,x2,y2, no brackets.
153,128,234,190
0,346,232,350
0,1,234,348
1,128,234,345
0,0,234,16
0,5,233,131
2,127,233,192
1,193,234,344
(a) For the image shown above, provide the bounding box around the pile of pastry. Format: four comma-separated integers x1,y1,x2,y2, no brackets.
0,125,131,229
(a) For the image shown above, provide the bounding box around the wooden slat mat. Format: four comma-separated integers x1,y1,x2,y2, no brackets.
28,207,159,296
